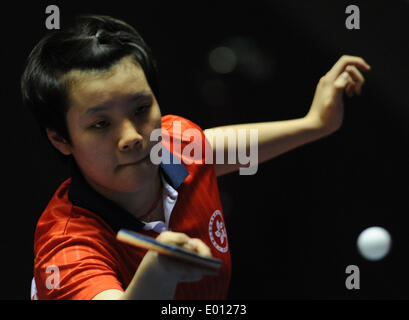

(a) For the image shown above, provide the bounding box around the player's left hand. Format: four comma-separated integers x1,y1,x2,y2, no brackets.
306,55,371,135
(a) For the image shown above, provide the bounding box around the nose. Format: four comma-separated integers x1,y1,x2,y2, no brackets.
118,120,143,152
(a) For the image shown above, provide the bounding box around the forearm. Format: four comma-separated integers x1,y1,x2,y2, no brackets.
119,252,178,300
205,116,326,176
232,116,326,165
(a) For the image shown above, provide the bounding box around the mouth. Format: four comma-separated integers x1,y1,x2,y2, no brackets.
118,154,150,168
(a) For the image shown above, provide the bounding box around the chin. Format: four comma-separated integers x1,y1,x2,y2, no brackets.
112,163,160,193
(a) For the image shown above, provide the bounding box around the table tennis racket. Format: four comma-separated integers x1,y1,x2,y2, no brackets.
117,229,222,270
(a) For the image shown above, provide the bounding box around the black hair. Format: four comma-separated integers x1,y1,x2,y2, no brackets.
21,14,158,147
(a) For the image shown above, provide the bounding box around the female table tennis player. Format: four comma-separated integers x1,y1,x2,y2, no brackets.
21,14,370,300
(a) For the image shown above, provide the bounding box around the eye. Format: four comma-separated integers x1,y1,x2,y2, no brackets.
135,104,151,115
91,120,110,129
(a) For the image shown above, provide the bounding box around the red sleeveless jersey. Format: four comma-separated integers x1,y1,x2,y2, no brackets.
33,115,231,300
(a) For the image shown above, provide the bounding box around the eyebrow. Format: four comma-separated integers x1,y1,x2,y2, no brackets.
82,92,151,117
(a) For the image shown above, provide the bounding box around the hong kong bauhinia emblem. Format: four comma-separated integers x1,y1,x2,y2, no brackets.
208,210,228,253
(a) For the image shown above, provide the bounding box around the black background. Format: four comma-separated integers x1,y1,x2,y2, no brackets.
1,0,408,300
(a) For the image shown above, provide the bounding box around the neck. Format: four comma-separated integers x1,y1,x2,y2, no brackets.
122,173,163,220
83,170,163,221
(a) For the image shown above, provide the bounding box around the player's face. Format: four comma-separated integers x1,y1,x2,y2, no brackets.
64,56,162,193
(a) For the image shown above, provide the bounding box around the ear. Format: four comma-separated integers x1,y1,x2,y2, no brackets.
46,128,73,156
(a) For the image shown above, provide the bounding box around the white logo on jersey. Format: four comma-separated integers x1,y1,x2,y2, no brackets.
208,210,228,253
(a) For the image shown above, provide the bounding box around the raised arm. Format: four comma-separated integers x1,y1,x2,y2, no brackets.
204,55,371,177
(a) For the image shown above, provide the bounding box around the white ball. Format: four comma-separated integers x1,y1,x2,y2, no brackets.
357,227,392,261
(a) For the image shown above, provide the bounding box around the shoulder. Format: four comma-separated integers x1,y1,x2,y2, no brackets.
161,114,213,164
161,114,204,133
34,178,72,249
34,178,115,256
161,114,208,149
